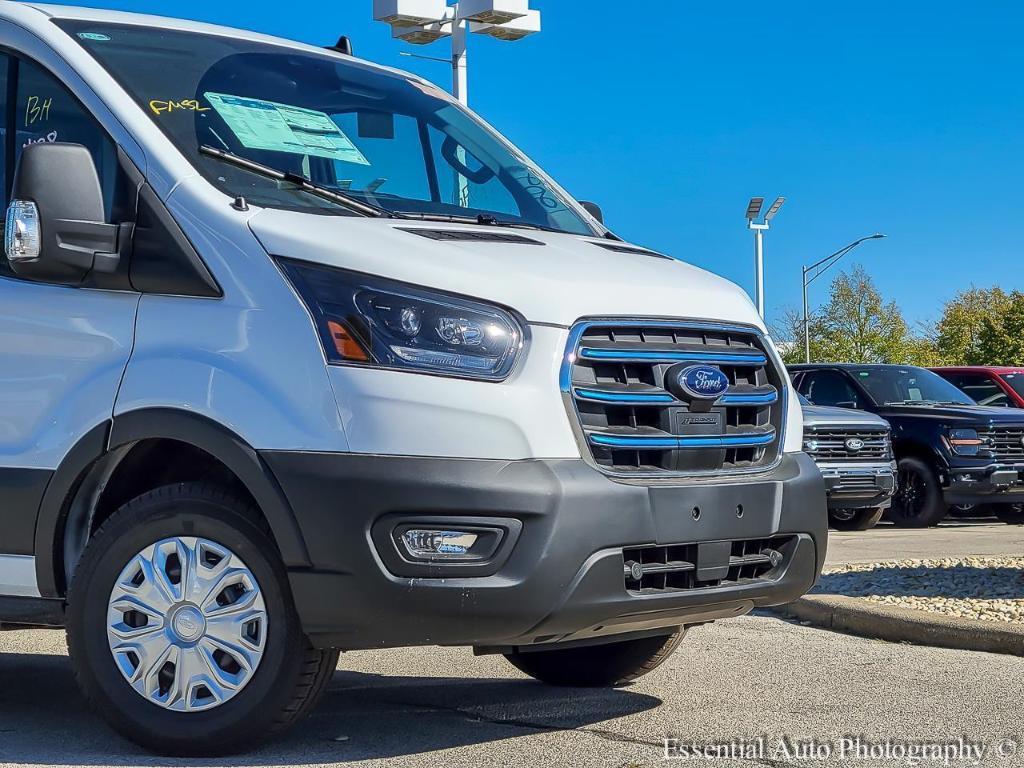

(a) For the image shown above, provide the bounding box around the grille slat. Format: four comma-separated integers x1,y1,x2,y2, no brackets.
804,429,891,461
564,321,785,476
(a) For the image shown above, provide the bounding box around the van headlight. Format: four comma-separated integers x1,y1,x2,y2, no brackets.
278,258,524,381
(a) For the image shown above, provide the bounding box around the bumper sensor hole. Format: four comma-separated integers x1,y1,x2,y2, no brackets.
736,504,744,518
691,506,701,521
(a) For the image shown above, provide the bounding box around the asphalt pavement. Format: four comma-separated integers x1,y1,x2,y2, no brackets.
826,520,1024,567
2,521,1021,768
2,614,1022,768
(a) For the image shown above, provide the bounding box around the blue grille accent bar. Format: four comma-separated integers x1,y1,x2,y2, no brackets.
589,430,777,450
573,387,675,405
719,390,779,406
578,348,768,366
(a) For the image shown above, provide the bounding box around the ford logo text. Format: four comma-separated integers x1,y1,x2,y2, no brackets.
676,365,730,401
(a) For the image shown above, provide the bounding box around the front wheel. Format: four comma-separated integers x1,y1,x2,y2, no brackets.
888,457,947,528
505,629,685,687
66,483,338,756
829,507,885,531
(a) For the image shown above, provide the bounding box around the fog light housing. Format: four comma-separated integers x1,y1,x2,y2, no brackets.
401,529,480,559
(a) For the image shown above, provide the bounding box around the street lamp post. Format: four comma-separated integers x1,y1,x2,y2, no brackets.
373,0,541,107
745,197,785,319
801,233,887,363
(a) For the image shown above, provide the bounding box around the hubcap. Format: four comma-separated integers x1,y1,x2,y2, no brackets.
106,537,268,712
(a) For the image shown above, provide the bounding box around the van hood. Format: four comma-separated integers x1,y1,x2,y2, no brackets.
248,212,764,329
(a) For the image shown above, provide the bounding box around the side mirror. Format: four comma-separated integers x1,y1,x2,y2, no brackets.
579,200,604,224
5,143,122,285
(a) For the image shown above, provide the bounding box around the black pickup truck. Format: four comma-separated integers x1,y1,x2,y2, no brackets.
790,364,1024,527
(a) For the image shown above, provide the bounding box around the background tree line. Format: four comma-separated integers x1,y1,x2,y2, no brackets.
773,264,1024,366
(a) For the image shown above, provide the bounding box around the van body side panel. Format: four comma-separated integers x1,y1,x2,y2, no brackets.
0,280,138,473
113,179,348,454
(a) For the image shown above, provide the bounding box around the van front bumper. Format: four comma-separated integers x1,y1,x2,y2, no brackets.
261,450,827,650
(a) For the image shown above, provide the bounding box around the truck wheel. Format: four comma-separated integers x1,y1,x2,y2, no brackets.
888,457,947,528
829,507,885,531
66,483,339,756
505,629,685,687
991,504,1024,525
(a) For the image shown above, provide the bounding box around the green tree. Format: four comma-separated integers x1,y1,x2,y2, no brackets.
812,265,912,363
934,287,1010,364
974,291,1024,365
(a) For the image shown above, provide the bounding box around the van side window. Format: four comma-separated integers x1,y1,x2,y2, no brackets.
14,59,117,217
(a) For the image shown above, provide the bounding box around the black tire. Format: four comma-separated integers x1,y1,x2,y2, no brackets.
505,629,685,687
829,507,885,531
991,503,1024,525
66,482,338,756
888,457,948,528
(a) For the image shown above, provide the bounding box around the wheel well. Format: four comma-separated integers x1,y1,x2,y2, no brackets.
61,439,268,593
892,439,940,467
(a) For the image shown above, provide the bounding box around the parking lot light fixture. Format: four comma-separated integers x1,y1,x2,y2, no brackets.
801,233,887,363
373,1,542,106
746,196,785,319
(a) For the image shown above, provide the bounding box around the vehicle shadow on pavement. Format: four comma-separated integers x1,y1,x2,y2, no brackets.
816,565,1024,600
0,652,661,764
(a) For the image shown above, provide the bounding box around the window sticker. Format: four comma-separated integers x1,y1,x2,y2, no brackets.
205,92,369,165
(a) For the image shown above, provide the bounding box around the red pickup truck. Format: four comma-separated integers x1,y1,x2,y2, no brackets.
931,367,1024,409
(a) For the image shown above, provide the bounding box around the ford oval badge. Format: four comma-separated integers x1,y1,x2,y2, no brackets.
676,365,730,401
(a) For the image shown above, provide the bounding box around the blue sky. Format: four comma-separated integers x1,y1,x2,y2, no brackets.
63,1,1024,334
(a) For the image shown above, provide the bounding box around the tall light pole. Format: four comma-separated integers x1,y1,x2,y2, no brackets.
801,233,887,363
745,196,785,319
373,1,542,106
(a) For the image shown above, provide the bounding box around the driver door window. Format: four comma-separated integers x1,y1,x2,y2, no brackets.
800,372,862,408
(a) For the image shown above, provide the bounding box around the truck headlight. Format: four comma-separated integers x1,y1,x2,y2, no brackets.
278,258,523,380
947,428,984,457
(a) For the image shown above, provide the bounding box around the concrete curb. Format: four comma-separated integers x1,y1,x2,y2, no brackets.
774,594,1024,657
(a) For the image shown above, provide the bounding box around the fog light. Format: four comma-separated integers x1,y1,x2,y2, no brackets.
401,529,480,559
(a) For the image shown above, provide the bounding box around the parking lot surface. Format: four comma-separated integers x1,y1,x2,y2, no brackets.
826,520,1024,566
2,611,1022,768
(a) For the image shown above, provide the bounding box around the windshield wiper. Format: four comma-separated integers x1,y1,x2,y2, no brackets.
199,145,398,218
398,211,563,234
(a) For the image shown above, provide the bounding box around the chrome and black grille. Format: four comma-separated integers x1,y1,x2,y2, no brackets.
804,429,891,461
623,536,793,594
980,426,1024,461
563,321,785,476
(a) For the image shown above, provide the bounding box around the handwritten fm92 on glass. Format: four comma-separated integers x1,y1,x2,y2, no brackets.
0,3,823,757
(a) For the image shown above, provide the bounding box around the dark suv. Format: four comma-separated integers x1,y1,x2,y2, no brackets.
790,364,1024,527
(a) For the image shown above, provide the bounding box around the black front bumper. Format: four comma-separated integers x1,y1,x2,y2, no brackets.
262,450,827,650
820,462,896,511
944,463,1024,505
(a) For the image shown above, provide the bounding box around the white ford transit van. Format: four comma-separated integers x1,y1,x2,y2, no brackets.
0,3,825,755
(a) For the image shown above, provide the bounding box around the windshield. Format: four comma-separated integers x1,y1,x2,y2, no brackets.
849,367,975,406
58,21,597,234
1001,372,1024,399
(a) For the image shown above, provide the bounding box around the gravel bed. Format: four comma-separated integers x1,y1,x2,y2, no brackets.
814,557,1024,624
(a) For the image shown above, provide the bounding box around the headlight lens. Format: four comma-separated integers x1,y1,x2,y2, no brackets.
948,428,984,456
279,259,523,380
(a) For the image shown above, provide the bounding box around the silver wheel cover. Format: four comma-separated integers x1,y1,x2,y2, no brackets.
106,536,268,712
